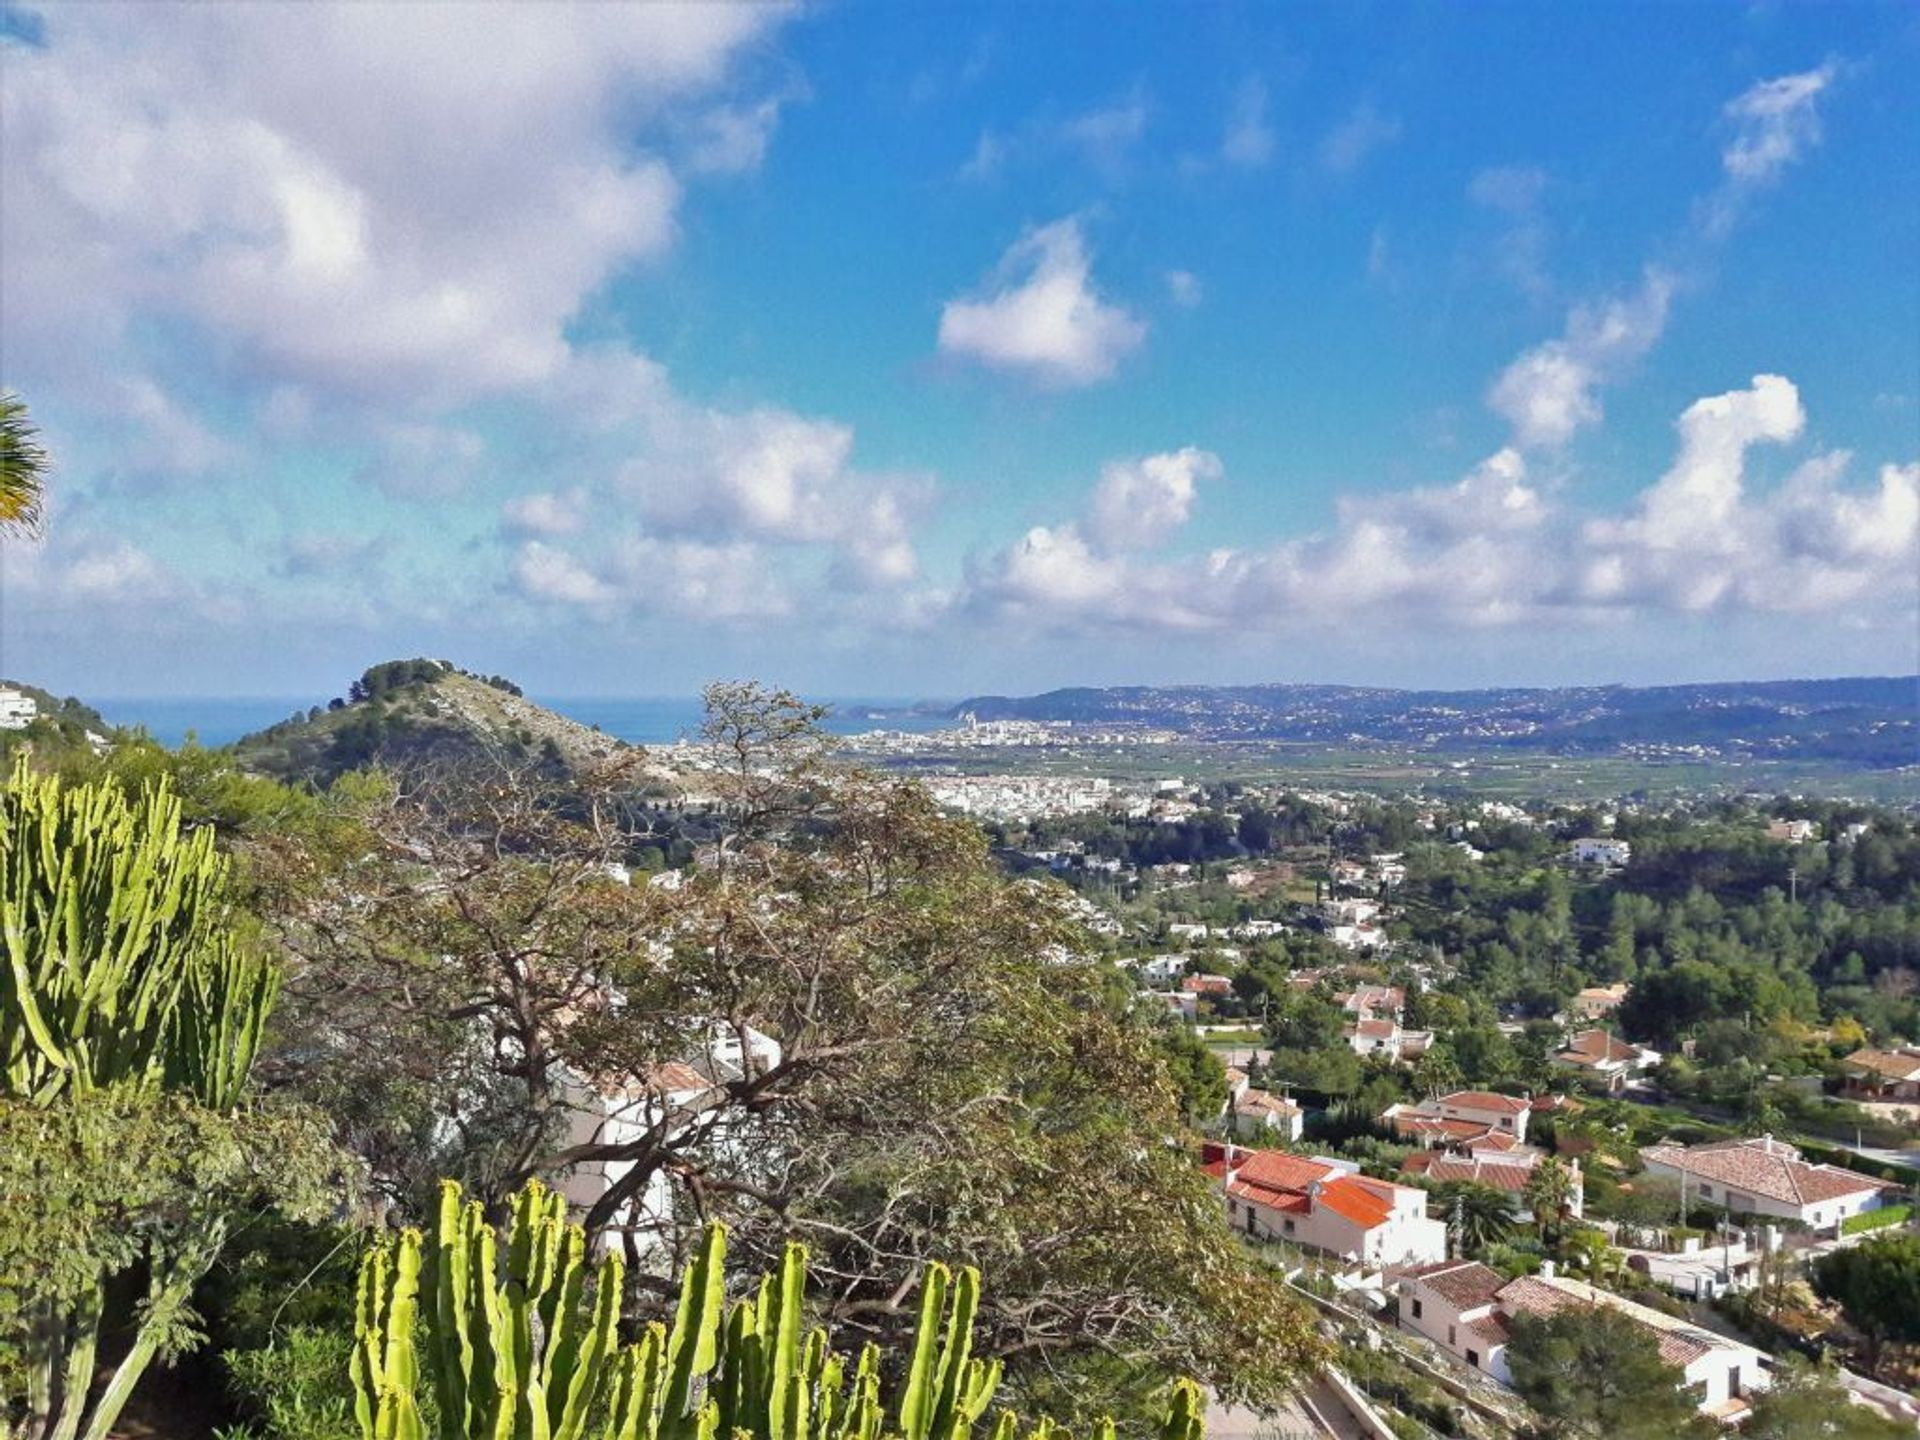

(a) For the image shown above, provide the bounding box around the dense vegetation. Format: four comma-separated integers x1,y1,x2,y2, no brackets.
0,683,1324,1440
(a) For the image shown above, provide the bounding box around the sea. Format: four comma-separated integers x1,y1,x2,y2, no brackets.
89,695,955,749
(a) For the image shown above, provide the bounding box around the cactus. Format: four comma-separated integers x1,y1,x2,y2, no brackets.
350,1178,1205,1440
3,763,288,1440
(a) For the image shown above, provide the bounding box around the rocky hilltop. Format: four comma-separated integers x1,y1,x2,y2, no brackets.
231,659,636,784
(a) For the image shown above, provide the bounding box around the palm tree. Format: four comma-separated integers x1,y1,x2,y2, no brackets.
1438,1181,1519,1255
1525,1155,1577,1242
1,390,50,536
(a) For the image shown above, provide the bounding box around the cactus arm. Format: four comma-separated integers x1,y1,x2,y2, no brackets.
661,1222,726,1435
896,1263,951,1440
766,1243,806,1440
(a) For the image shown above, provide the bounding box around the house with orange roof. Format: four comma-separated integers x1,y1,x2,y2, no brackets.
1384,1089,1534,1145
1552,1027,1659,1092
1203,1143,1447,1267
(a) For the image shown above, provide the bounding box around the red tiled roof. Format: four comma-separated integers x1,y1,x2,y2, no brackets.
1403,1260,1506,1309
1352,1017,1398,1039
1316,1176,1394,1228
1558,1028,1644,1065
1235,1088,1300,1119
648,1061,714,1094
1641,1138,1897,1208
1438,1090,1531,1115
1843,1047,1920,1083
1468,1314,1511,1344
1402,1154,1537,1193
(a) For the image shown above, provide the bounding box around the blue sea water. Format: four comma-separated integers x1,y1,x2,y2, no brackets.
92,695,954,749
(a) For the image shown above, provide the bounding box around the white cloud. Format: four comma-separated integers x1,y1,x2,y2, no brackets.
502,489,592,537
1722,63,1837,185
938,218,1147,388
1221,78,1276,168
1488,268,1674,448
513,540,618,607
1164,270,1204,308
2,3,788,403
1086,448,1221,551
511,535,790,621
1059,93,1148,171
962,379,1917,634
958,130,1006,182
1319,102,1400,174
678,77,808,176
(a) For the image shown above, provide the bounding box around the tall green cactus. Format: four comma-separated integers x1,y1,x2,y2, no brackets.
3,763,288,1440
1,757,277,1109
351,1178,1205,1440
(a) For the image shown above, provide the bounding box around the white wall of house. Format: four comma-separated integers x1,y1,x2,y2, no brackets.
1640,1157,1892,1233
1227,1183,1445,1267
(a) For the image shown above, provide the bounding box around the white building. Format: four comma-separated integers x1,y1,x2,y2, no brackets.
1567,838,1632,867
1638,1136,1902,1235
1397,1264,1772,1421
1208,1144,1447,1268
0,688,38,730
552,1022,783,1257
1553,1028,1659,1091
1223,1068,1305,1142
1384,1090,1532,1145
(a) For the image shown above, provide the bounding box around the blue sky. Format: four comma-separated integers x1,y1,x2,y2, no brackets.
2,0,1916,701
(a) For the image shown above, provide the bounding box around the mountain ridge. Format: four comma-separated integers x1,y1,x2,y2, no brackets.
948,675,1919,767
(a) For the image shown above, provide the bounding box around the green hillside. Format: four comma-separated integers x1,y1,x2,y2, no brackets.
230,658,633,785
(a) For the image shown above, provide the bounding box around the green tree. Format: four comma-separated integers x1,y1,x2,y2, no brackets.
0,392,49,537
1523,1156,1577,1243
1504,1304,1702,1439
1434,1182,1518,1255
1743,1358,1911,1439
1813,1231,1920,1377
260,691,1322,1420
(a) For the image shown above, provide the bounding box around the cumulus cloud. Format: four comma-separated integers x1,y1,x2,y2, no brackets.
502,489,592,537
511,535,790,621
963,379,1916,634
1488,268,1674,449
1086,448,1221,551
1,5,788,405
938,218,1147,388
512,540,618,607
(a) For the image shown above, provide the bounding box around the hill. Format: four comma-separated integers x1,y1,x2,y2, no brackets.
951,675,1919,768
230,658,635,784
0,679,113,764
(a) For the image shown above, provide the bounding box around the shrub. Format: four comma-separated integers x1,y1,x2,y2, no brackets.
1842,1204,1912,1236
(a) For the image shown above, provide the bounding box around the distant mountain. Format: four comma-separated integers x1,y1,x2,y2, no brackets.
231,658,634,784
950,676,1920,768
